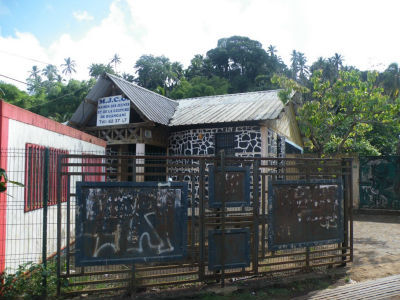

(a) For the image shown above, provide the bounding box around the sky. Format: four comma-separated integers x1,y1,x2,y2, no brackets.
1,0,400,90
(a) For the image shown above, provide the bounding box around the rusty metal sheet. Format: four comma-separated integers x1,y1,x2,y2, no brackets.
75,181,188,266
208,228,250,271
268,180,343,250
208,166,250,208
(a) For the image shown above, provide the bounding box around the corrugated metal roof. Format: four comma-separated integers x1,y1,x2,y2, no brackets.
107,74,178,125
69,74,286,128
169,90,284,126
69,77,112,125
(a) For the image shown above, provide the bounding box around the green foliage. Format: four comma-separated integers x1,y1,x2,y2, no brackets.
0,261,61,300
2,35,400,158
170,76,230,99
205,36,286,92
284,70,400,154
271,74,309,104
0,168,24,193
88,63,115,78
134,54,183,93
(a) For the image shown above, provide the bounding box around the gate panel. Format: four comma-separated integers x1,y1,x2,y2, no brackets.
56,154,353,297
360,156,400,209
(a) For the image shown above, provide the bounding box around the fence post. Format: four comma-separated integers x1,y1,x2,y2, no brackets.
341,158,348,267
56,155,62,297
252,160,260,275
198,159,205,282
42,148,49,298
220,150,226,288
349,158,354,262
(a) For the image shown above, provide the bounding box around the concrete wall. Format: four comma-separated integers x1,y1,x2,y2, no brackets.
0,101,106,272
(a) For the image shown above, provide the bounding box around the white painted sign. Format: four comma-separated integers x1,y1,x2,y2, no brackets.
96,95,130,126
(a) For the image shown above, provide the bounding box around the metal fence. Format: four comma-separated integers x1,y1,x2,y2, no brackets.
359,156,400,210
0,150,353,298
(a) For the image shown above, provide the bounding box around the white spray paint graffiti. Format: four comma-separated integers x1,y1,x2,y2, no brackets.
82,186,182,259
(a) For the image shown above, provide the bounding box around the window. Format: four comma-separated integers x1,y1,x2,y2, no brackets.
215,132,236,156
24,144,68,212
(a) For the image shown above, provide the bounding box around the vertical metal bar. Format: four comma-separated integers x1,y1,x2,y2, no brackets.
349,158,354,262
56,154,63,297
341,158,348,266
128,264,136,296
198,159,205,281
305,162,310,268
191,174,195,258
261,174,266,258
42,148,49,297
66,172,71,275
252,160,260,275
220,150,226,288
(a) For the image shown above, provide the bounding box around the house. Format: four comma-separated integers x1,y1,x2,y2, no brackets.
0,100,106,272
69,73,303,169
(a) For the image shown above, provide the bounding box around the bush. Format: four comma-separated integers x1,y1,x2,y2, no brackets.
0,261,59,300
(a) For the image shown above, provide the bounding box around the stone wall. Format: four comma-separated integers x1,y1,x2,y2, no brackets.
168,125,263,157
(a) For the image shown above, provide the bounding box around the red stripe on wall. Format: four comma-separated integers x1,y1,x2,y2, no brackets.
0,100,106,147
0,104,9,273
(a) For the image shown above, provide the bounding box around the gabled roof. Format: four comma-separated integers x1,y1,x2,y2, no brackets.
70,74,287,128
170,90,284,126
106,74,178,125
69,73,178,126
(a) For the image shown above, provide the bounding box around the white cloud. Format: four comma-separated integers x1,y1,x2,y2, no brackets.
73,10,94,22
1,0,400,91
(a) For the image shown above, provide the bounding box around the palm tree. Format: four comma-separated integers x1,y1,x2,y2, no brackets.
42,64,58,82
26,66,43,94
267,45,277,57
110,53,121,72
290,50,299,80
61,57,76,79
331,53,344,71
297,52,309,83
29,65,41,80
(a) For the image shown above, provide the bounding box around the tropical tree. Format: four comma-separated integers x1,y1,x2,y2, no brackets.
380,63,400,99
29,66,41,81
42,65,58,82
27,66,43,95
267,45,277,57
275,70,400,155
122,72,135,83
110,53,121,73
88,63,115,78
134,55,183,93
331,53,344,72
297,52,309,83
61,57,76,79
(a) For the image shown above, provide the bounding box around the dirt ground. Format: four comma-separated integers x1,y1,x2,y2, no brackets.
348,213,400,282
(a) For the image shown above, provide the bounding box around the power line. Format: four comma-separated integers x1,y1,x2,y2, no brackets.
0,50,52,66
0,74,28,85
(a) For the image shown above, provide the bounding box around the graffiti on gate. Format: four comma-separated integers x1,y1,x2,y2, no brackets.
268,180,343,250
75,182,188,266
359,156,400,210
208,166,250,207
